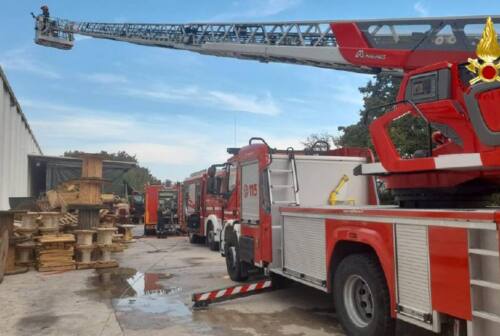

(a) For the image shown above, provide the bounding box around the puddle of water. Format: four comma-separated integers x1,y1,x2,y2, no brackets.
90,268,189,316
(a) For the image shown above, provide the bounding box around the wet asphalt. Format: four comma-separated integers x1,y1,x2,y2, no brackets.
0,225,435,335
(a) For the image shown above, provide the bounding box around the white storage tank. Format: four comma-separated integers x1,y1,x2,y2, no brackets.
0,67,42,210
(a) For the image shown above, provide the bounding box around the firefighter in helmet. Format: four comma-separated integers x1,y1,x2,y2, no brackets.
40,5,50,32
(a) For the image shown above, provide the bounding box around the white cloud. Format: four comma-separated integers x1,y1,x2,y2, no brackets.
82,73,128,84
21,99,231,178
0,48,61,79
125,85,281,116
31,116,133,140
413,2,429,17
212,0,301,20
106,143,199,165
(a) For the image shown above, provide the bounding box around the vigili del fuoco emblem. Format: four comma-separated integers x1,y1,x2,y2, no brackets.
467,17,500,84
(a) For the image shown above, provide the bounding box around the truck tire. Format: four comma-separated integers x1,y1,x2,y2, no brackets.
333,254,395,336
206,224,218,251
189,233,198,244
225,238,248,282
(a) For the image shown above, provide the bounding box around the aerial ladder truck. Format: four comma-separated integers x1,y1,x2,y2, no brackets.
33,9,500,336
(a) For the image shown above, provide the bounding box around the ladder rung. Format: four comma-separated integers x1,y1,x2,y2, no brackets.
269,169,292,173
271,185,294,189
469,249,500,257
471,279,500,291
473,310,500,324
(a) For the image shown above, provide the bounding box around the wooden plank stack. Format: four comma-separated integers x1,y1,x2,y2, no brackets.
35,234,76,272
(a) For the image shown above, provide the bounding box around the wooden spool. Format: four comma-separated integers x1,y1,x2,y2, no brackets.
16,242,35,266
81,155,104,179
118,225,135,242
97,228,116,246
15,226,38,239
95,245,118,269
39,212,61,229
39,227,58,236
77,179,103,205
75,245,94,264
20,213,39,229
73,230,95,246
76,207,101,230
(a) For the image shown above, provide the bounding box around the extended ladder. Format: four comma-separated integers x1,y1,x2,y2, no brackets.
34,12,500,73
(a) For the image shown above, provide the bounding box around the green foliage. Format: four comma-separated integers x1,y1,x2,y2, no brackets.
305,73,430,158
304,73,431,205
335,73,402,150
64,150,161,192
302,132,336,149
64,150,138,163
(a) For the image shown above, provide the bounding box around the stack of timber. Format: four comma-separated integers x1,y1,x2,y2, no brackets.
35,234,76,272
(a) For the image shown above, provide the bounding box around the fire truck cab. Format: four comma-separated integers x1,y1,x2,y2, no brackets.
182,165,226,250
221,138,500,336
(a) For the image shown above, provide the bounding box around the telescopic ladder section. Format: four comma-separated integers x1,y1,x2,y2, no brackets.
267,155,299,206
467,226,500,335
35,14,500,73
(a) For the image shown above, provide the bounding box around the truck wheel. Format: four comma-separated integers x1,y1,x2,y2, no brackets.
206,225,218,251
334,254,395,336
225,239,248,282
189,233,198,244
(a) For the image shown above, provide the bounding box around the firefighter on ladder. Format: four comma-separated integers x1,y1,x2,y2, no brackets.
40,5,50,32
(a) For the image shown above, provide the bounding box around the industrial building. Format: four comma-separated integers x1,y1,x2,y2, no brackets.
0,67,42,210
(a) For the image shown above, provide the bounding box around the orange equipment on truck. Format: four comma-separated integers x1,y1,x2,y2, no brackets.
144,184,164,236
144,184,182,236
33,11,500,336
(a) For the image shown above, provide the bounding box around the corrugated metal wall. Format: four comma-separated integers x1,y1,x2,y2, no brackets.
0,67,42,210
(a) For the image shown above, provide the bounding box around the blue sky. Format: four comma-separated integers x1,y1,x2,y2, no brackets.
1,1,500,181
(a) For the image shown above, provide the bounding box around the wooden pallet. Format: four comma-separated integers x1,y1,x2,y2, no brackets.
76,262,95,270
35,234,76,273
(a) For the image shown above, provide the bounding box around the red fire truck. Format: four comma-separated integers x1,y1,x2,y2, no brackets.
219,138,500,336
181,165,226,250
34,11,500,336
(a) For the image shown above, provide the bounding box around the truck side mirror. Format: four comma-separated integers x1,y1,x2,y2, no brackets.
207,176,217,194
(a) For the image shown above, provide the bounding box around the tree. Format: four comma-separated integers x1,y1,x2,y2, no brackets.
304,74,429,205
64,150,138,163
302,132,336,149
64,150,161,192
305,73,429,158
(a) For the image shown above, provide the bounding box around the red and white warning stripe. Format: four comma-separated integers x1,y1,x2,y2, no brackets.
193,279,272,304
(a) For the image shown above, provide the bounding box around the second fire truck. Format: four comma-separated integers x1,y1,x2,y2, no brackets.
181,165,227,250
